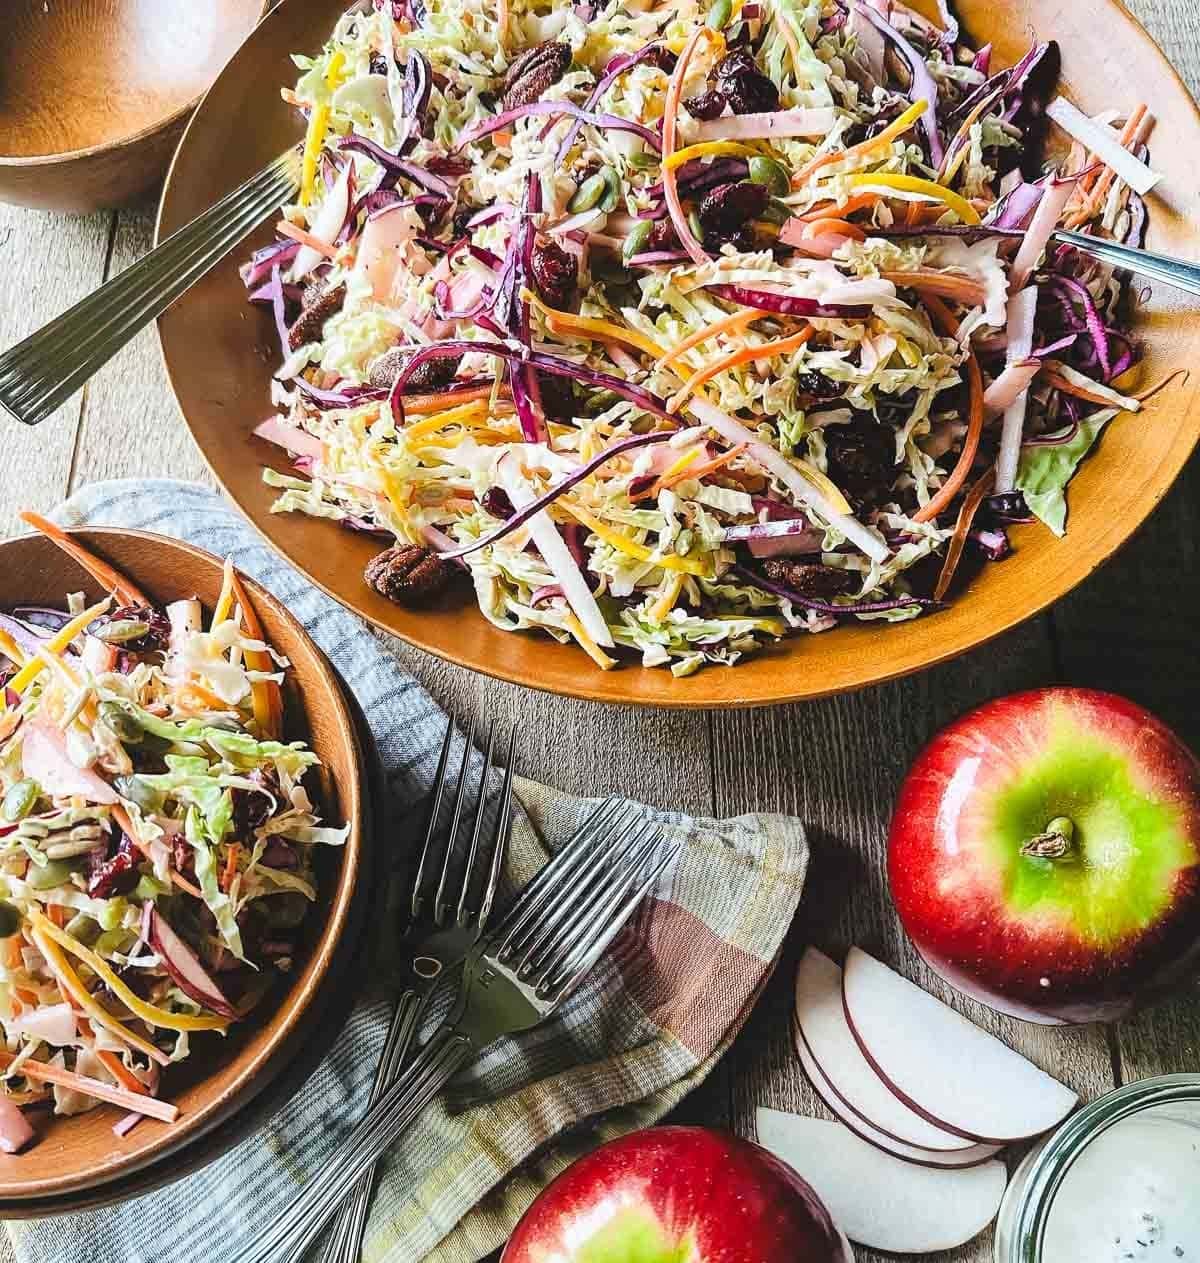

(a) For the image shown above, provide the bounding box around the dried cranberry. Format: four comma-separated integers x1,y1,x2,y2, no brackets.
86,832,140,899
481,487,515,520
261,839,299,870
684,89,728,121
535,373,576,421
172,833,196,882
795,371,843,406
714,51,781,114
529,237,578,309
232,768,279,839
824,417,898,508
698,181,770,239
368,53,391,77
643,45,678,73
761,560,855,599
644,219,680,251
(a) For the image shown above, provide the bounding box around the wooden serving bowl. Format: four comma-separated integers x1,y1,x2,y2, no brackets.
0,0,268,212
158,0,1200,708
0,529,366,1205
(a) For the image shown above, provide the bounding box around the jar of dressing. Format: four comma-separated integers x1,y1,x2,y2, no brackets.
996,1075,1200,1263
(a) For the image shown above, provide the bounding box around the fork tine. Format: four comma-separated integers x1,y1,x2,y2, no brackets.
487,798,627,949
411,718,455,921
473,725,514,936
434,713,477,926
547,843,681,1002
509,809,644,973
530,821,663,986
455,718,496,927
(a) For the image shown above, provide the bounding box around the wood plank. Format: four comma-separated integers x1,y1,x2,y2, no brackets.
1050,0,1200,1092
68,202,211,494
0,204,112,539
711,619,1120,1263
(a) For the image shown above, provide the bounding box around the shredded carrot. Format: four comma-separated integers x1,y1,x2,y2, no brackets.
96,1050,150,1097
276,219,338,259
496,0,509,47
0,1050,177,1122
229,572,283,739
1040,365,1124,405
492,130,513,149
796,192,881,223
792,99,929,188
913,295,985,524
47,905,66,929
655,443,749,493
220,843,241,894
18,511,147,607
663,27,724,266
938,84,1006,186
404,384,508,415
802,218,866,241
112,803,203,899
5,937,23,971
1064,104,1149,228
667,327,813,412
1134,368,1189,403
178,681,238,714
655,309,762,369
934,468,997,602
881,269,987,307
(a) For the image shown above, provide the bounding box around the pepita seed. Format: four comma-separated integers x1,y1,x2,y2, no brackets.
97,619,150,645
623,219,653,262
674,529,695,556
748,155,791,198
0,901,19,939
706,0,733,31
99,700,145,744
568,172,607,213
1,779,39,823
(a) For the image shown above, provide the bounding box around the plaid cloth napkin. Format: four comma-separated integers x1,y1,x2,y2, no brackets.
2,481,809,1263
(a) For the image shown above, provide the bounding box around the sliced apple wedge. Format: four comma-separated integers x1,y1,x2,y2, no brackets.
842,947,1078,1143
794,948,975,1152
755,1109,1007,1254
792,1017,1002,1169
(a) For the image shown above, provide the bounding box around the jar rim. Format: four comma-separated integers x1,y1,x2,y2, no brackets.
1008,1073,1200,1262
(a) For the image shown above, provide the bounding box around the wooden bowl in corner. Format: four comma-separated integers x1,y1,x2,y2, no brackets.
0,528,366,1206
0,0,268,212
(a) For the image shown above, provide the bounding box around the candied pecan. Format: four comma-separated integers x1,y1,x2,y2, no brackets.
86,832,140,899
761,560,855,599
288,282,346,351
534,373,576,421
367,347,462,392
365,545,455,606
480,487,515,520
698,181,770,238
501,41,572,112
684,88,728,121
530,236,578,308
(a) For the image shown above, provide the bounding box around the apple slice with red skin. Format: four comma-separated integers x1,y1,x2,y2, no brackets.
755,1109,1007,1255
842,948,1077,1144
794,948,976,1153
791,1014,1002,1169
888,687,1200,1024
501,1125,851,1263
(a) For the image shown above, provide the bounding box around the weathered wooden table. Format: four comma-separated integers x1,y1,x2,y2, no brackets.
1,3,1198,1257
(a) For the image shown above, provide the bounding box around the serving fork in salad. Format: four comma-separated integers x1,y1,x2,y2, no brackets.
232,795,676,1263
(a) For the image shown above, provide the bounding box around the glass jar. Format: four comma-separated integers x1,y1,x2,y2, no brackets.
995,1074,1200,1263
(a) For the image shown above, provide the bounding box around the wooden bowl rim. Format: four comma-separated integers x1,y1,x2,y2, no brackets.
156,0,1200,709
0,0,272,168
0,526,365,1200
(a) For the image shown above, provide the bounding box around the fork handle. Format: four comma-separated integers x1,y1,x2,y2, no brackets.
1053,228,1200,299
231,1026,474,1263
314,988,429,1263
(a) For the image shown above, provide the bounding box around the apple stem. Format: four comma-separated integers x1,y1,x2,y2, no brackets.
1020,816,1077,861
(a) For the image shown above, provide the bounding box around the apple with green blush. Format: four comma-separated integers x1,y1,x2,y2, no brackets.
889,687,1200,1024
501,1126,851,1263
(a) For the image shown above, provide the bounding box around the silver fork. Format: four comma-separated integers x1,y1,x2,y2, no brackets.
231,797,676,1263
304,715,514,1263
0,150,299,428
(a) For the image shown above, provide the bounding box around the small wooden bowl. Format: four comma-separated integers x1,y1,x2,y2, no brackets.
0,529,366,1205
0,0,268,212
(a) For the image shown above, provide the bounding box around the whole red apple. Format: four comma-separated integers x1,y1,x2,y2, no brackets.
889,687,1200,1024
501,1125,851,1263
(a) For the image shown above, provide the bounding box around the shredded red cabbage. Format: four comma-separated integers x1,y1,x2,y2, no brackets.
706,284,870,320
239,238,301,290
338,135,454,199
433,431,675,560
734,564,939,617
456,100,663,154
552,43,668,162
